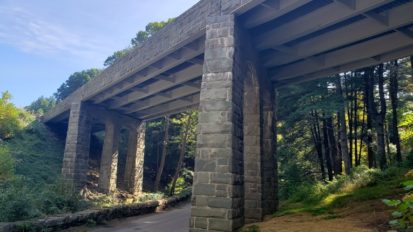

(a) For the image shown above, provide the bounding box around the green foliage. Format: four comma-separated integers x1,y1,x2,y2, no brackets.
54,69,101,102
279,166,407,216
0,177,89,222
0,91,33,140
0,146,14,181
383,180,413,231
104,48,131,67
104,19,174,67
131,19,174,47
25,96,56,116
5,121,65,183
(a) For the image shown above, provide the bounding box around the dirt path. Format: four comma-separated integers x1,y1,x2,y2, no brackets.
251,200,391,232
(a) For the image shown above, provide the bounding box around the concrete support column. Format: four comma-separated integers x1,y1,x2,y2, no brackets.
99,116,120,193
62,102,91,190
124,122,146,195
190,14,244,232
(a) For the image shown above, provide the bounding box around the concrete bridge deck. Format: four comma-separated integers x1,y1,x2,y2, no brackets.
43,0,413,231
44,0,413,123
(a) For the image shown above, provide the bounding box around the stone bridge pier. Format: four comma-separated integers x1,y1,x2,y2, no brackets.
61,103,146,195
190,15,277,231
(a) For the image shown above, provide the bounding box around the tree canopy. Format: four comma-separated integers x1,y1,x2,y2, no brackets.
54,69,101,102
104,19,174,67
25,96,56,116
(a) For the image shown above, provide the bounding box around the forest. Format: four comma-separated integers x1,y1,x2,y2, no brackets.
1,18,413,231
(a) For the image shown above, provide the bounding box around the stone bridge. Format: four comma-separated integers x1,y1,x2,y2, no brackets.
44,0,413,231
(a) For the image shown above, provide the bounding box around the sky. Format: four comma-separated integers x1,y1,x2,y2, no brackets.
0,0,199,107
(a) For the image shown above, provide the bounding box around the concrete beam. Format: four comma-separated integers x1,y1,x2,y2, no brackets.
92,40,204,104
243,0,311,28
109,64,202,109
255,0,392,50
122,80,201,114
271,31,413,81
135,94,200,119
264,2,413,67
275,44,413,86
141,104,199,121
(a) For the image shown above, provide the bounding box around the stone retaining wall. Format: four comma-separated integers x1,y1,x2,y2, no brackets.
0,190,191,232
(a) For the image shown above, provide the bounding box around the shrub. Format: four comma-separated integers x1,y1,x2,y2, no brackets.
0,178,89,222
383,180,413,231
0,145,14,180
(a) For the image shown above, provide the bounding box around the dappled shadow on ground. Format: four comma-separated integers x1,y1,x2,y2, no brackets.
250,199,391,232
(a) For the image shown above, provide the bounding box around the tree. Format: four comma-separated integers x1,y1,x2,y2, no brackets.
54,69,101,102
169,111,197,195
389,60,402,162
25,96,56,116
336,76,351,174
104,49,131,67
131,19,174,47
104,19,174,67
154,116,170,192
0,92,32,140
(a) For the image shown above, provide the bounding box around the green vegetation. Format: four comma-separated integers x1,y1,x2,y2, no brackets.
0,92,33,140
104,18,174,67
54,69,101,102
383,179,413,231
0,113,89,222
278,166,408,216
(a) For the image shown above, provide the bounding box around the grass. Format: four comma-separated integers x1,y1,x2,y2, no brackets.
276,166,409,217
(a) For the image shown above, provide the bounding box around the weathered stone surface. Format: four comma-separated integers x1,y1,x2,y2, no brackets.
61,102,91,189
99,116,120,193
124,122,146,194
190,14,245,232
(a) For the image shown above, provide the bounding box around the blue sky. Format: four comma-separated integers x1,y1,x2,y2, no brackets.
0,0,199,107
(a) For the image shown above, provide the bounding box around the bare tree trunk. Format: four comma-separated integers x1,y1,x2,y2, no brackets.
335,116,343,174
336,76,351,174
363,68,376,168
345,74,354,167
311,111,326,180
377,64,387,170
169,114,194,196
389,60,402,162
322,116,334,181
326,116,339,176
358,103,366,165
154,116,170,192
353,87,359,166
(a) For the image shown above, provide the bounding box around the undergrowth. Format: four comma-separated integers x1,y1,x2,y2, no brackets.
278,165,408,216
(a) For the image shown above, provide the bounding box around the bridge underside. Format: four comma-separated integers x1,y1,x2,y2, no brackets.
44,0,413,231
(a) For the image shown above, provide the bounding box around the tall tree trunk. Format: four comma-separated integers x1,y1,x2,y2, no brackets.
353,87,359,166
363,68,376,168
335,116,343,174
326,116,339,176
346,75,354,167
322,116,334,181
169,114,193,196
389,60,402,162
311,111,326,180
358,103,366,165
154,116,170,192
336,76,351,174
376,64,387,169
